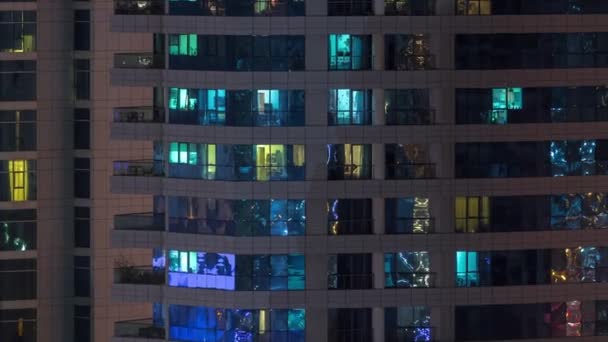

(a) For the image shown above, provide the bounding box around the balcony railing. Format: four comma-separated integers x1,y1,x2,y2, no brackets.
114,106,165,123
385,326,435,342
328,273,374,289
114,266,165,285
114,53,164,69
114,0,164,15
386,108,435,125
114,213,165,231
385,272,436,288
387,54,436,71
328,219,374,235
386,217,435,234
169,217,305,236
114,319,165,339
113,160,164,177
386,163,437,179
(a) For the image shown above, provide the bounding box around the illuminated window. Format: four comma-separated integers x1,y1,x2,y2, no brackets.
385,197,431,234
169,142,198,165
385,252,432,288
0,11,36,53
457,0,491,15
327,144,372,180
456,251,479,287
455,197,490,233
169,34,198,56
9,160,28,201
328,34,371,70
488,87,522,124
328,89,372,125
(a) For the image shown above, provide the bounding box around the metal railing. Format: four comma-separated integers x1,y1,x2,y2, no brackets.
169,109,304,127
114,106,165,123
386,217,435,234
114,0,164,15
114,266,165,285
328,110,374,126
327,164,373,180
113,160,165,177
328,219,374,235
386,108,435,125
385,272,436,288
328,0,374,15
456,161,608,178
330,329,374,342
386,163,437,179
114,213,165,231
387,54,436,71
385,0,436,15
328,273,374,289
385,326,436,342
168,163,306,181
168,217,305,236
114,53,164,69
114,319,166,339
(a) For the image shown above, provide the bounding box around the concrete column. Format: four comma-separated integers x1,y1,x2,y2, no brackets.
372,144,385,180
306,199,327,236
372,34,385,71
306,89,328,127
306,254,328,290
306,307,328,342
372,252,385,290
306,35,328,72
373,89,385,126
438,306,455,342
373,0,385,15
373,198,385,234
436,0,455,15
306,144,327,181
373,308,385,342
306,0,327,16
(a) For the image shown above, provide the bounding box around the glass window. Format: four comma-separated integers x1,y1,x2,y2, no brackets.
385,0,435,15
74,59,90,100
328,254,372,289
385,144,435,179
385,89,432,125
74,305,90,342
74,10,90,51
74,108,90,150
327,144,372,180
0,209,36,251
455,251,479,287
74,256,90,297
327,199,373,235
457,0,491,15
0,160,36,202
385,306,432,342
74,207,90,248
0,110,36,152
385,34,434,70
74,158,90,198
328,89,372,125
0,11,36,53
328,308,372,342
328,34,372,70
0,60,35,101
455,197,490,233
385,197,431,234
328,0,373,15
0,259,36,300
0,308,36,342
169,34,198,56
385,252,432,288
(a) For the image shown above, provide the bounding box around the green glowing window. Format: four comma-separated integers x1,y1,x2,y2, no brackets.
489,88,522,124
456,251,478,287
169,142,198,165
168,88,198,111
169,34,198,56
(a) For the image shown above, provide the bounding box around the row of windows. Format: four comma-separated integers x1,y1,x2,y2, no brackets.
118,0,608,16
164,88,431,126
456,247,607,287
456,140,608,178
155,304,431,342
145,192,608,235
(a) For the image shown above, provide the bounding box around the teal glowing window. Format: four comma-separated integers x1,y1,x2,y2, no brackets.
489,88,522,124
328,89,372,125
328,34,370,70
169,88,198,111
169,34,198,56
169,142,198,165
456,251,479,287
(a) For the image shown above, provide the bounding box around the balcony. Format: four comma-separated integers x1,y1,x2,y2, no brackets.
113,160,164,177
114,266,165,285
385,272,436,288
328,273,374,289
114,0,164,15
386,108,436,125
386,217,435,234
386,163,436,180
114,319,165,339
114,53,164,69
385,0,436,15
114,107,164,123
115,213,165,231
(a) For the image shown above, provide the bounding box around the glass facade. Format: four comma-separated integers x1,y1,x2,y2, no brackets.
0,259,36,301
456,86,608,124
385,144,435,179
167,249,305,291
457,0,608,15
327,198,373,235
168,88,304,126
168,0,305,16
456,193,608,233
385,34,433,70
168,197,305,236
0,309,36,342
168,35,305,71
385,89,432,125
0,110,36,152
385,307,432,342
0,160,36,202
328,89,372,125
328,0,373,15
168,142,305,181
0,209,35,251
328,253,373,289
328,34,372,70
385,197,431,234
385,0,435,15
168,304,305,342
327,144,372,180
0,61,35,101
328,308,372,342
456,33,608,70
385,252,432,288
0,11,35,53
455,140,608,178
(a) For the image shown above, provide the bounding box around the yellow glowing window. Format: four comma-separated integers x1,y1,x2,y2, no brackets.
9,160,28,201
206,144,216,176
455,196,490,233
